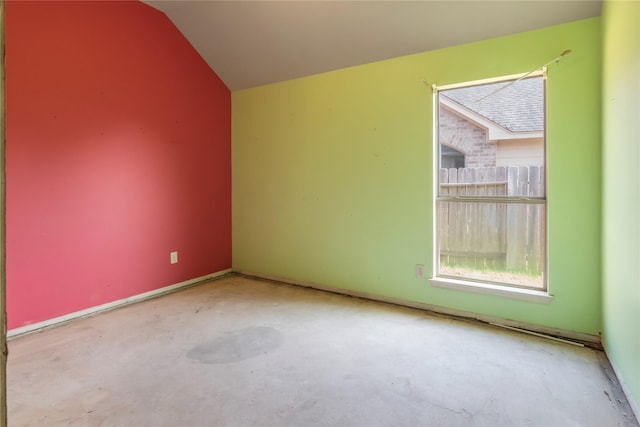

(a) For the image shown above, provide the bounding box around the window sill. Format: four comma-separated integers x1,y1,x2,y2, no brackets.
430,277,553,304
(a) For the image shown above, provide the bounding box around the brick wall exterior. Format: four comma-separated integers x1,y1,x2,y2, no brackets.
439,106,496,167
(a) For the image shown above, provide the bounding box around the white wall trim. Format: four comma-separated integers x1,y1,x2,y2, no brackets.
7,269,232,339
235,270,601,346
603,343,640,423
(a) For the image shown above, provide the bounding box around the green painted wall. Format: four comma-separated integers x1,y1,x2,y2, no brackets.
602,0,640,413
233,18,602,335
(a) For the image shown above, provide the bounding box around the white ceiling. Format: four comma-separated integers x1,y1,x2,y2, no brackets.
144,1,602,91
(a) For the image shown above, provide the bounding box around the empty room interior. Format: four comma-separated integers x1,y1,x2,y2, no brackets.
2,0,639,425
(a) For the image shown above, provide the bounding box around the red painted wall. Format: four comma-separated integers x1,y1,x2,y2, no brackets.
6,1,232,329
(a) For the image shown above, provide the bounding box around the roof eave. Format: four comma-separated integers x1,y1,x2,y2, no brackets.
440,96,543,141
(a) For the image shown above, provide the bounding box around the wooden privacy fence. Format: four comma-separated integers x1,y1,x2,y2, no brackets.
438,166,545,274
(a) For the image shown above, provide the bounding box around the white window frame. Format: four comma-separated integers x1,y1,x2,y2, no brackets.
429,71,552,303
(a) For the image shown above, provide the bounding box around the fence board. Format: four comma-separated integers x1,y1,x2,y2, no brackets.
439,168,449,260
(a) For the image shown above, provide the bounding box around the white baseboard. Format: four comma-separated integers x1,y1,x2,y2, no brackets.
9,266,602,345
235,270,601,346
7,269,232,339
603,343,640,423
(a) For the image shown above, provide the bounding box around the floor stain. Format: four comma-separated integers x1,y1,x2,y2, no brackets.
187,326,283,364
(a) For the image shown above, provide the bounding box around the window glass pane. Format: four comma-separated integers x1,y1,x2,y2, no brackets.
437,201,546,289
438,76,545,177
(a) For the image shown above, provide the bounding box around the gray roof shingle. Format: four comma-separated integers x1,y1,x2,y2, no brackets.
441,77,544,133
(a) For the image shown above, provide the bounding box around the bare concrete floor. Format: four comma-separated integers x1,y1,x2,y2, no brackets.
7,275,639,427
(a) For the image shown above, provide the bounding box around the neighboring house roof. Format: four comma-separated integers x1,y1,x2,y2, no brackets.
441,77,544,133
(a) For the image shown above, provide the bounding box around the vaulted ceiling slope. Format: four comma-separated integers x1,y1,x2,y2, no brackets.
144,1,602,91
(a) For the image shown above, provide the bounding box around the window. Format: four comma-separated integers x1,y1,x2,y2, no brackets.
433,73,547,293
